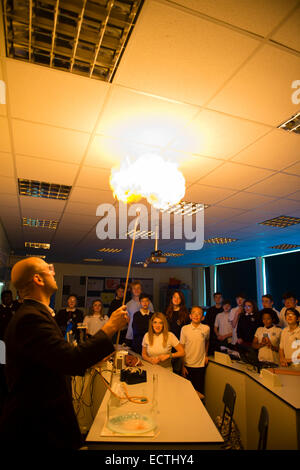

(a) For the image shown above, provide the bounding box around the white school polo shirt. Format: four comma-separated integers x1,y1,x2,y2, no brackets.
142,331,179,369
279,326,300,361
228,306,240,345
254,326,281,363
180,323,210,368
214,312,232,336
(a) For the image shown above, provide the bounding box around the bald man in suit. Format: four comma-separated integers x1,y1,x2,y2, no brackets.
0,257,128,449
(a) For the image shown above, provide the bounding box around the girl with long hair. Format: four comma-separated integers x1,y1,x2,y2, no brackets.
237,299,259,347
142,312,184,370
83,299,109,336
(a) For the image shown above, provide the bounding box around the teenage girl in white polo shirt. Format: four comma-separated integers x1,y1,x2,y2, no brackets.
252,309,281,364
279,308,300,367
142,312,184,370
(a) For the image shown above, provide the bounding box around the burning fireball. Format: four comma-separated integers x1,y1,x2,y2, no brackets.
110,153,186,210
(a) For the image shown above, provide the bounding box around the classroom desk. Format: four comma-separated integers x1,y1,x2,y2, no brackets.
85,361,223,450
205,358,300,450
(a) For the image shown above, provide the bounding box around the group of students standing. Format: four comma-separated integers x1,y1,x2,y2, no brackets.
205,291,300,367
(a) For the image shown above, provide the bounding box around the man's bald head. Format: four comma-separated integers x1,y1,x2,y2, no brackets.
11,257,48,294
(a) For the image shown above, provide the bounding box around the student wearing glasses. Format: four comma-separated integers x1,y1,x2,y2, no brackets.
279,308,300,367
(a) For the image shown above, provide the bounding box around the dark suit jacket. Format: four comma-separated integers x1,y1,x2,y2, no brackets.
0,299,114,449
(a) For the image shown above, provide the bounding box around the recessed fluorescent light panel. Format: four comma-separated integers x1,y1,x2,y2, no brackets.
23,217,58,229
18,179,72,200
270,244,300,250
259,215,300,228
205,237,238,244
126,230,155,238
25,254,46,259
162,252,184,257
97,248,123,253
83,259,103,262
25,242,51,249
278,112,300,134
2,0,145,83
216,257,237,261
161,202,207,216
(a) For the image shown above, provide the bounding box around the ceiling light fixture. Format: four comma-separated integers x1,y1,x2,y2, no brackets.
97,248,123,253
259,215,300,228
18,179,72,200
25,242,51,249
270,244,300,250
23,217,58,229
278,112,300,134
205,237,238,244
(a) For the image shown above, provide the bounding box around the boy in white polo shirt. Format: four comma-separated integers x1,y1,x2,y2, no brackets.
214,299,233,349
279,308,300,367
278,292,300,329
180,306,210,400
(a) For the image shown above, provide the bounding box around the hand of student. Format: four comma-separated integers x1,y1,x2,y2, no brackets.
157,354,170,363
150,357,160,365
280,357,289,367
205,355,209,366
182,366,188,377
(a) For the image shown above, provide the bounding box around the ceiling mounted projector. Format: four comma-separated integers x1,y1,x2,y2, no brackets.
143,250,168,268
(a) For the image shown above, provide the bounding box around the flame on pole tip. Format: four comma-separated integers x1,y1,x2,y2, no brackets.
109,153,186,210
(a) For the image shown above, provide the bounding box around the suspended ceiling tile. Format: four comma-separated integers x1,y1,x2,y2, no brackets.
65,201,107,217
185,184,237,205
171,109,270,158
283,161,300,176
68,187,115,205
96,86,199,146
5,59,110,133
0,193,19,209
287,191,300,201
218,191,276,210
270,6,300,52
204,205,246,222
0,176,17,194
19,195,66,216
173,0,299,37
209,45,300,126
76,166,111,191
85,134,162,168
20,208,63,221
247,173,300,197
59,213,98,228
115,0,259,105
15,155,79,186
0,116,11,152
22,228,53,243
178,154,224,185
231,129,300,170
197,162,274,191
255,198,300,214
12,120,90,164
0,152,14,177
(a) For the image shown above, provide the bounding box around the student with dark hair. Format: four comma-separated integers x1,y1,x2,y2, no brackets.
165,291,189,374
108,284,125,316
278,292,300,329
126,281,154,346
229,292,246,345
261,294,280,321
279,308,300,367
214,299,233,349
252,309,281,364
55,294,83,340
203,292,223,354
237,299,259,347
132,293,153,354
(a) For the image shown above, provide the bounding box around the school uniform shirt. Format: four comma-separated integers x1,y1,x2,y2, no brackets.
142,331,179,369
278,306,300,329
254,325,281,363
180,323,210,368
132,310,152,354
214,312,232,337
236,313,259,344
55,308,84,338
126,299,154,340
83,314,109,336
279,326,300,361
228,306,241,345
